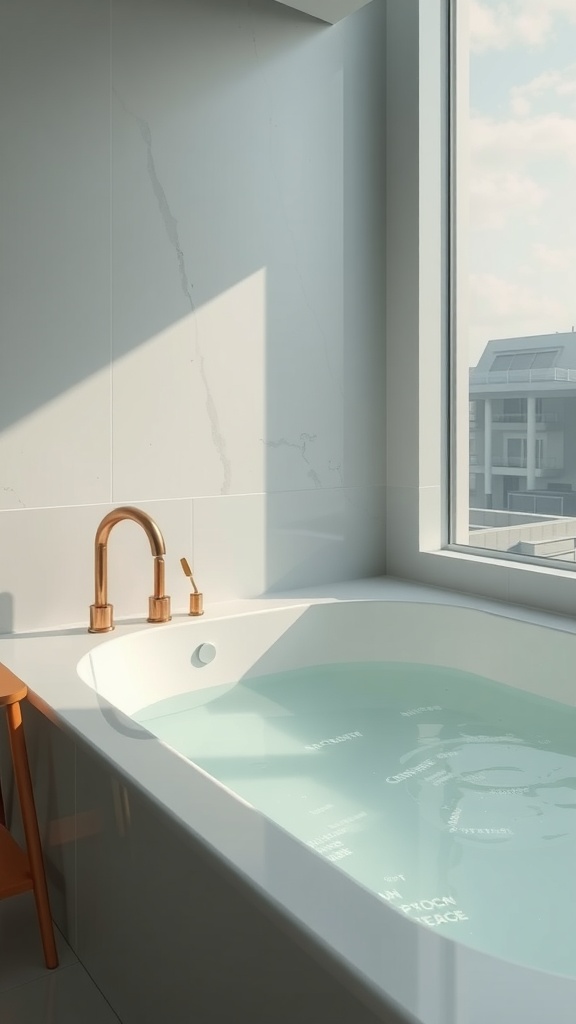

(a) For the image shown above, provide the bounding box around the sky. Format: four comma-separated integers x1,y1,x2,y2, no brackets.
466,0,576,365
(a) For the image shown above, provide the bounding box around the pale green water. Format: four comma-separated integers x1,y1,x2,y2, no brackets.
134,662,576,977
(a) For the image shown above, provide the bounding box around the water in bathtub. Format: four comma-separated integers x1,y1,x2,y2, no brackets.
134,661,576,977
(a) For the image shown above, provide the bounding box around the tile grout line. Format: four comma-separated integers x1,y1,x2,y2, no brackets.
1,959,123,1022
0,959,79,999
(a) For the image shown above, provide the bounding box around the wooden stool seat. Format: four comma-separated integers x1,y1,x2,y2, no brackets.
0,663,27,706
0,662,58,969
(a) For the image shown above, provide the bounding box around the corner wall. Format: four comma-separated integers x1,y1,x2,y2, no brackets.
0,0,386,633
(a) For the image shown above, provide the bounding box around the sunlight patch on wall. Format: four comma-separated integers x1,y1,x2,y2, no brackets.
112,268,267,501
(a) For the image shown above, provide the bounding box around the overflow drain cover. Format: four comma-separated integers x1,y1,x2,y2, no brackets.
196,643,216,666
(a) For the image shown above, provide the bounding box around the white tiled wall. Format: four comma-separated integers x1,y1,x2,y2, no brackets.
0,0,386,633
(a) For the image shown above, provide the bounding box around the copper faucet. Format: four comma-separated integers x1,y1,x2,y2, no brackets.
88,506,171,633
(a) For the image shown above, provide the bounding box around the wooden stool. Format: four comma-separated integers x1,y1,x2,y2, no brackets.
0,662,58,969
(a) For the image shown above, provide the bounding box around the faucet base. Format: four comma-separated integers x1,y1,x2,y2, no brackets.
148,595,171,624
189,592,204,616
89,605,114,633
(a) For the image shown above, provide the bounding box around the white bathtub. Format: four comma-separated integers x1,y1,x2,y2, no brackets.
73,597,576,1024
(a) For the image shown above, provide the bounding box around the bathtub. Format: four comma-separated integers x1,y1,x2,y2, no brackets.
67,595,576,1024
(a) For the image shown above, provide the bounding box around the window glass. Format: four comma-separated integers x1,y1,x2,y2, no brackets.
490,354,513,371
532,351,557,369
458,0,576,563
509,354,533,371
502,398,525,418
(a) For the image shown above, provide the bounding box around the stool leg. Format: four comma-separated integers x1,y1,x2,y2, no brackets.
6,701,58,969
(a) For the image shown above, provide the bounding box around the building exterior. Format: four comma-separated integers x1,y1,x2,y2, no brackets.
469,331,576,516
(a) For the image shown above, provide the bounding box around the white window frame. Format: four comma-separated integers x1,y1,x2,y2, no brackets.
384,0,576,616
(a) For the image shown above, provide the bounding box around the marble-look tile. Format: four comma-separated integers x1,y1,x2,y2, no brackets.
0,369,112,512
262,421,345,494
386,484,451,579
263,38,347,492
111,267,268,501
0,499,192,634
0,0,111,511
110,84,216,501
0,896,76,995
385,373,419,490
110,42,346,501
341,1,387,492
384,485,424,581
385,0,419,494
2,0,391,633
192,487,385,602
0,506,98,635
192,494,267,603
418,485,444,553
109,0,358,500
265,486,386,592
340,486,387,578
0,963,120,1024
267,488,344,593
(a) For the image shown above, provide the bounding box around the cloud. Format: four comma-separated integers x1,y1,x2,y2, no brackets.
470,171,548,228
470,0,576,52
470,273,563,321
465,5,576,361
471,112,576,167
510,65,576,116
532,242,576,271
468,272,568,358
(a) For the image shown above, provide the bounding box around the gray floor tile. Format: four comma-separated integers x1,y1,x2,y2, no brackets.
0,963,121,1023
0,893,77,994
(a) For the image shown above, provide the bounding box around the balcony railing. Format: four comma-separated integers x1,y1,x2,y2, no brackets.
470,454,562,471
470,368,576,386
491,412,562,425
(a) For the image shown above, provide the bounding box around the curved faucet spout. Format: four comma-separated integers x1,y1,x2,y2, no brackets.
89,506,171,633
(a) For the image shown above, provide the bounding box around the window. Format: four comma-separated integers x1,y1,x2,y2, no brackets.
385,1,576,619
532,351,558,370
452,0,576,567
505,437,544,471
502,398,524,418
489,351,559,373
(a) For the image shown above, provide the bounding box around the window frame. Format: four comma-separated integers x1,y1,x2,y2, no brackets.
384,0,576,618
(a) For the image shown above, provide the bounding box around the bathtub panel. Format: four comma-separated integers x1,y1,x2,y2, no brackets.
73,738,400,1024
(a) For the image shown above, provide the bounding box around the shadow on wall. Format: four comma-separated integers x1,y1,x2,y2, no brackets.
264,0,387,590
0,0,386,608
0,594,14,636
0,0,327,435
